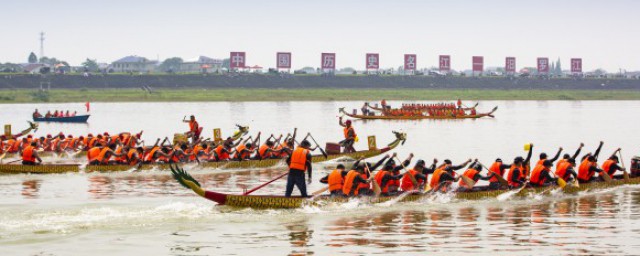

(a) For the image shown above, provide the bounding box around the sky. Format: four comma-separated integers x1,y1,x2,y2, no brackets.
1,0,639,71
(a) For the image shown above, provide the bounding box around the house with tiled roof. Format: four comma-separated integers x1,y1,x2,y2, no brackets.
109,55,158,73
180,56,224,73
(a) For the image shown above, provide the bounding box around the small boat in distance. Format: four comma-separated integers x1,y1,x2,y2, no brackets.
33,115,90,123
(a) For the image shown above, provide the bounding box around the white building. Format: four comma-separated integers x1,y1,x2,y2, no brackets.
180,56,223,73
109,55,158,73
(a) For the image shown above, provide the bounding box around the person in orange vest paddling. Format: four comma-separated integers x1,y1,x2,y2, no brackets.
338,117,357,153
319,164,347,196
20,142,42,165
600,148,625,180
577,141,605,183
285,140,313,197
458,162,495,191
530,160,558,187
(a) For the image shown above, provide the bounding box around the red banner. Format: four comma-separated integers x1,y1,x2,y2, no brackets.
404,54,417,70
537,58,549,73
366,53,379,69
571,58,582,73
230,52,246,69
505,57,516,73
472,56,484,72
321,53,336,69
439,55,450,71
276,52,291,69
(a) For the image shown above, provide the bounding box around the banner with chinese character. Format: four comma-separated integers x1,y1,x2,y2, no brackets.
439,55,450,71
366,53,379,69
505,57,516,73
276,52,291,69
537,57,549,73
321,53,336,69
230,52,246,69
472,56,484,72
571,58,582,73
404,54,417,70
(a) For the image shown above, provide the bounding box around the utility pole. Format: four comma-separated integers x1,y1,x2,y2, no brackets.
39,32,45,60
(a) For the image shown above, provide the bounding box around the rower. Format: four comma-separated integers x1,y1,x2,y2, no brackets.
555,158,578,182
507,156,527,188
21,142,42,165
342,163,371,197
577,141,605,183
557,143,584,170
537,147,563,167
188,142,209,162
285,140,313,197
530,160,558,187
127,147,144,166
145,139,172,163
320,164,347,196
430,159,472,191
458,162,495,191
350,155,390,196
214,140,234,161
338,117,357,153
184,115,201,143
601,148,625,180
375,153,413,195
257,139,280,160
87,144,104,165
96,144,123,165
488,158,510,189
400,159,431,192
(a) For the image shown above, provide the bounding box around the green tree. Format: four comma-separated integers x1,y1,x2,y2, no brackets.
159,57,183,72
28,52,38,63
222,58,230,69
82,58,99,72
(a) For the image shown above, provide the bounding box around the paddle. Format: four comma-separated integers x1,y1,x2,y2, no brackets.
459,173,476,189
307,133,328,158
600,168,613,183
242,171,289,195
5,159,22,164
478,161,509,187
394,156,419,189
364,162,382,197
311,186,329,197
619,150,631,181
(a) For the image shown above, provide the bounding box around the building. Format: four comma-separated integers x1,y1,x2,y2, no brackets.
109,55,158,73
180,56,223,73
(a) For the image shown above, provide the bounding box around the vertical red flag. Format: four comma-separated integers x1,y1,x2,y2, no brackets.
85,102,90,112
537,58,549,73
439,55,451,72
472,56,484,72
571,58,582,73
505,57,516,73
404,54,417,70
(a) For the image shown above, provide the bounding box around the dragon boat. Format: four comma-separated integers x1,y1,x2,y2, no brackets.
0,132,406,174
170,161,640,209
33,115,90,123
340,107,498,120
367,102,479,112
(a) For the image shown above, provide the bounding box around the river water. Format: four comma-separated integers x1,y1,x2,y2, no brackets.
1,101,639,255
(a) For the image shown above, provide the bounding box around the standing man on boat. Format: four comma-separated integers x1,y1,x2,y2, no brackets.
338,117,357,153
184,115,201,143
285,140,313,197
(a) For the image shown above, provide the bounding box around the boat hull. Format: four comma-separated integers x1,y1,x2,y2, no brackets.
33,115,90,123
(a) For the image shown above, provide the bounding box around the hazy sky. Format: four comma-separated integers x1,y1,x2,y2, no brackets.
1,0,638,71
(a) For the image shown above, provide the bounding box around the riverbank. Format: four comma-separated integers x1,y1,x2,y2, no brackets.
1,88,640,103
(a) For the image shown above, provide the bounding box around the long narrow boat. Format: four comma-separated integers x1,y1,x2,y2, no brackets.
0,132,406,174
340,107,497,120
171,166,640,209
33,115,90,123
367,102,479,112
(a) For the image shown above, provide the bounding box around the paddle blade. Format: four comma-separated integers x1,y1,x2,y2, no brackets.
461,175,476,189
572,179,580,188
495,173,509,187
312,187,329,196
623,171,630,182
601,172,613,183
372,181,382,197
557,177,567,189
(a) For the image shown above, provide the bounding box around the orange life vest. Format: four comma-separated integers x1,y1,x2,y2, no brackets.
429,169,446,189
536,159,545,167
556,159,568,170
488,162,504,183
401,169,423,191
114,147,125,163
289,147,309,171
234,144,250,160
189,120,199,132
215,145,230,160
577,159,595,181
145,147,160,162
507,165,524,187
22,146,36,162
8,139,20,153
342,170,360,196
529,165,548,186
358,173,370,190
96,147,111,163
127,149,139,165
87,147,101,162
459,168,479,188
374,170,391,193
555,161,572,181
328,169,345,192
343,127,356,139
601,159,616,178
258,144,271,159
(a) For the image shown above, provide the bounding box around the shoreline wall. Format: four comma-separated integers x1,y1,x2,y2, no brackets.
1,74,639,90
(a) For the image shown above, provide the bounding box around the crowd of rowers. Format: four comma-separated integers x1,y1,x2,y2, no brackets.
32,109,78,118
363,100,477,117
283,142,627,197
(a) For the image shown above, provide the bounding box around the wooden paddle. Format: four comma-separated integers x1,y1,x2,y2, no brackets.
458,172,476,189
600,169,613,183
619,150,631,181
5,159,22,164
307,133,328,158
242,172,289,195
311,186,329,196
394,156,418,188
364,163,382,197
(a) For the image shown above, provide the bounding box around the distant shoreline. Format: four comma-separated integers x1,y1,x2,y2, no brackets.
1,88,640,103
